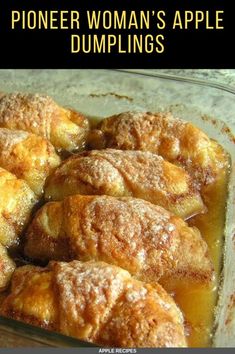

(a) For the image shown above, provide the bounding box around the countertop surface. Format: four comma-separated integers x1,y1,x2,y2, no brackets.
1,68,235,87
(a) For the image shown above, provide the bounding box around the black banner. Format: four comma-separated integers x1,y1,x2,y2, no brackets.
0,0,233,68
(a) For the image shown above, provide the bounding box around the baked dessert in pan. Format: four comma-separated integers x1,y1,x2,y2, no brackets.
0,93,89,153
44,149,205,220
24,195,213,284
0,128,60,196
0,260,187,347
0,167,36,248
89,111,228,189
0,244,15,291
0,92,230,348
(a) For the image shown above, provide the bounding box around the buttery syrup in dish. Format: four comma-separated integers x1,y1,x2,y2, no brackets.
161,157,229,347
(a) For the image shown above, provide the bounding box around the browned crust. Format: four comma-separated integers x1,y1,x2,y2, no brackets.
24,195,214,284
0,93,89,152
0,167,37,247
0,128,61,196
0,261,187,347
0,244,15,291
44,149,205,220
92,111,229,187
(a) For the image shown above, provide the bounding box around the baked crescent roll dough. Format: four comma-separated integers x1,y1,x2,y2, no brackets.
24,195,213,284
0,260,187,347
90,112,228,186
45,149,205,219
0,128,61,196
0,167,37,247
0,93,89,152
0,244,15,291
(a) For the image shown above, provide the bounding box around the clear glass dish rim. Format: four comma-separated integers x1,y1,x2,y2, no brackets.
115,69,235,97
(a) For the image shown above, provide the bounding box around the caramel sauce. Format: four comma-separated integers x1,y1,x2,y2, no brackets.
162,165,229,347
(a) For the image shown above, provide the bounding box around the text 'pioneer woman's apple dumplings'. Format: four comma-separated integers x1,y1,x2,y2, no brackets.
0,93,89,152
0,167,37,248
24,195,214,284
0,244,15,291
44,149,205,220
0,260,187,347
0,128,61,196
89,111,229,187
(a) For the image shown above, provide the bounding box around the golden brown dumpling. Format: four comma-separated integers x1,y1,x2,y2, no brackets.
90,111,229,186
0,244,15,291
24,195,214,284
0,93,89,152
0,260,187,347
45,149,205,220
0,128,61,196
0,167,37,247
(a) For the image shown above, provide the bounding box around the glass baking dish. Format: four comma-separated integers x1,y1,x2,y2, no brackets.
0,69,234,347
